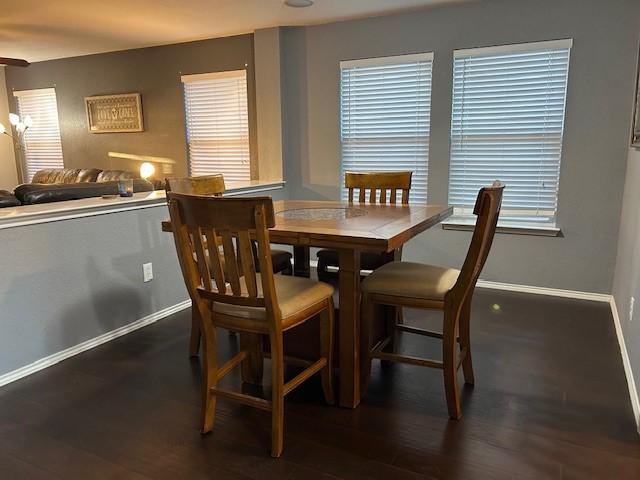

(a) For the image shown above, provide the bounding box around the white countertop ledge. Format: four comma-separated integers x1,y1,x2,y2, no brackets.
0,180,285,230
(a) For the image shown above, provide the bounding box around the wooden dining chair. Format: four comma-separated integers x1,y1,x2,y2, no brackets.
316,171,413,282
166,175,294,357
167,193,335,457
359,182,504,419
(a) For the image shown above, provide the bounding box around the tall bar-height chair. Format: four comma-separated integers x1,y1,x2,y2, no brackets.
316,171,413,282
360,182,504,419
167,193,334,457
166,175,294,357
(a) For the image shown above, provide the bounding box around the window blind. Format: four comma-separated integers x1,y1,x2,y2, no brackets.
182,70,251,182
340,53,433,203
449,39,572,225
14,88,64,182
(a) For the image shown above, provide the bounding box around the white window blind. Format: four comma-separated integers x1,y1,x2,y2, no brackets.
14,88,64,181
449,39,572,226
340,53,433,203
182,70,251,182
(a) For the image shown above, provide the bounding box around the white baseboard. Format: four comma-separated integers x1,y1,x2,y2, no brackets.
0,299,191,388
311,259,638,433
475,279,612,303
609,298,640,434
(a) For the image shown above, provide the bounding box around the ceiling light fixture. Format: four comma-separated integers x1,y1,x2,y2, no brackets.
284,0,313,7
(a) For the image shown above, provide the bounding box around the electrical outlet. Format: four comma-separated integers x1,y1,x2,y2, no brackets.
630,297,635,323
143,263,153,282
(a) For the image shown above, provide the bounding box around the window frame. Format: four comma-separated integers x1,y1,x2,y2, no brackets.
339,52,434,204
181,69,254,182
446,39,573,232
13,87,64,182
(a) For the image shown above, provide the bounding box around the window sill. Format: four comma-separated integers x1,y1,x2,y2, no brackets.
442,219,561,237
223,180,286,197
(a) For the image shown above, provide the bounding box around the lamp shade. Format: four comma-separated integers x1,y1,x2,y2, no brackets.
8,113,19,126
0,123,5,134
139,162,155,179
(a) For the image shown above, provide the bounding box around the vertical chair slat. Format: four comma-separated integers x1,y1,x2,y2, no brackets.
238,231,258,298
359,187,366,203
390,188,397,204
204,228,226,294
348,187,354,203
369,188,376,203
192,227,212,291
379,188,387,204
220,230,242,296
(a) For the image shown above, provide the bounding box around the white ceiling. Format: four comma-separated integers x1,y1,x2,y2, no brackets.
0,0,467,63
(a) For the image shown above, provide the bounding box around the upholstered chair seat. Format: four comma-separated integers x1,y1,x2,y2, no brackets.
362,262,460,302
213,273,334,327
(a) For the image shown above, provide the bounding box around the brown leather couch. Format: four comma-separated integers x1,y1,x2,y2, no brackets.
31,168,138,184
0,190,21,208
10,168,154,206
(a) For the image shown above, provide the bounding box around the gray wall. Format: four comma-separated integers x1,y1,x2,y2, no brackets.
281,0,640,294
4,34,256,181
0,205,187,376
612,145,640,415
0,185,290,378
0,68,18,190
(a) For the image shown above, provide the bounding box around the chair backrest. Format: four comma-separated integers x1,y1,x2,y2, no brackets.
167,193,281,324
451,181,504,304
345,171,412,205
165,174,226,196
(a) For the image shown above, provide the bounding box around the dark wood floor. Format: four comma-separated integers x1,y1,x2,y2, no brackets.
1,289,639,479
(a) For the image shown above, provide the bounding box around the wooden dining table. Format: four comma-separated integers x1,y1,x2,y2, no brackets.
163,199,452,408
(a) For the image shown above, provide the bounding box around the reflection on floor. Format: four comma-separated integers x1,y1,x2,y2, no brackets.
0,289,639,479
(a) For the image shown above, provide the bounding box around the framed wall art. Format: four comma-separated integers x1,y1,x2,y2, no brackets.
85,93,143,133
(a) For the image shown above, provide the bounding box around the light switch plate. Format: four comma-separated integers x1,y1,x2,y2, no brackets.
143,263,153,282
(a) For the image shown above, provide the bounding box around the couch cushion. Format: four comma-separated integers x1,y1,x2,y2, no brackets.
31,168,82,184
0,190,20,208
97,170,139,182
75,169,102,183
14,179,154,205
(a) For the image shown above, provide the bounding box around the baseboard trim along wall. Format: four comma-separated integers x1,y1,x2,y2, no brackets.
314,260,639,433
1,267,638,435
609,298,640,434
0,299,191,388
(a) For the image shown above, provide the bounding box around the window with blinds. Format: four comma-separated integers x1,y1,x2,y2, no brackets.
182,70,251,182
14,88,64,182
449,39,572,227
340,53,433,203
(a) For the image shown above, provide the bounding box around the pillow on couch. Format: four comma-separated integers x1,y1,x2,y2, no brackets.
97,170,139,182
14,179,154,205
31,168,102,184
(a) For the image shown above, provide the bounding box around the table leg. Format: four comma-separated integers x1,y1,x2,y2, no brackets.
338,249,361,408
293,245,310,278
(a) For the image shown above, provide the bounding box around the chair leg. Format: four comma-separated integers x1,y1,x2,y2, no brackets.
359,294,375,396
381,305,398,361
240,332,264,384
319,299,335,405
443,309,462,420
189,303,201,357
201,323,218,433
269,333,285,458
459,298,474,385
